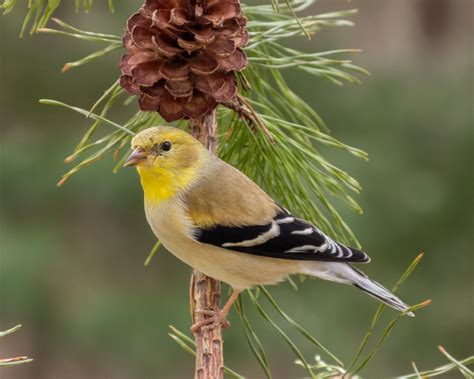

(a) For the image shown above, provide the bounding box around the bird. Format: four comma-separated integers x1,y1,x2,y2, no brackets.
124,126,414,331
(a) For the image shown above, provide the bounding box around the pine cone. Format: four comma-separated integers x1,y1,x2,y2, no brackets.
119,0,248,122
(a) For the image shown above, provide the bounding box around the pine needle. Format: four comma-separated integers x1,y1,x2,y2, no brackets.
0,325,33,367
345,252,425,376
144,240,161,267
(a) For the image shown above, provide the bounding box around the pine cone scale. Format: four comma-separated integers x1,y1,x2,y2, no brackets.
165,78,194,97
160,59,190,80
170,8,194,26
132,61,163,86
139,93,163,111
207,38,236,57
214,49,246,71
131,26,158,50
192,27,215,44
202,3,240,27
120,75,142,95
177,37,202,52
189,52,219,75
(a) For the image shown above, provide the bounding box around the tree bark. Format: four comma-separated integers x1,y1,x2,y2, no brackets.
189,110,224,379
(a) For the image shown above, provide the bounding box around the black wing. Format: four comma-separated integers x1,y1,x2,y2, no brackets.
195,208,370,263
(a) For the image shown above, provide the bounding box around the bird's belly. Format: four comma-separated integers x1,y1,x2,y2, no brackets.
162,237,300,289
145,202,300,288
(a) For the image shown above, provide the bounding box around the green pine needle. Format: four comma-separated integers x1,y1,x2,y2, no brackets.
247,290,317,378
345,253,426,376
1,0,115,35
398,350,474,379
236,295,273,379
258,286,343,366
144,240,161,267
0,325,33,367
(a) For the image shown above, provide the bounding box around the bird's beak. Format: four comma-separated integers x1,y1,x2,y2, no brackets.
124,148,147,167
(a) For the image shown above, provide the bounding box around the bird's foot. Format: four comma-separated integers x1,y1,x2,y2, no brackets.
191,309,231,333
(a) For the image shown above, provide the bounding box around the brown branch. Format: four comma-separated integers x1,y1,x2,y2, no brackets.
189,110,224,379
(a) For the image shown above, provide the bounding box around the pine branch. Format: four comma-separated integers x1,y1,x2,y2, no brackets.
188,112,225,379
168,325,245,379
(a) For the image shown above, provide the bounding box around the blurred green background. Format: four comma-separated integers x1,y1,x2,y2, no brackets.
1,0,472,378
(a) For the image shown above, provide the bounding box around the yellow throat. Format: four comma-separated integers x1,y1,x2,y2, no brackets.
137,165,197,204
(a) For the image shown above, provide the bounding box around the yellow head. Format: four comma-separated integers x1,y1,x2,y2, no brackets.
124,126,209,204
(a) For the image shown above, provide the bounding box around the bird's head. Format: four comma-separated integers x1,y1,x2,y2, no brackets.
124,126,209,203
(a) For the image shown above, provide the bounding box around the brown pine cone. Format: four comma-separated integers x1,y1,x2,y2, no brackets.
119,0,248,122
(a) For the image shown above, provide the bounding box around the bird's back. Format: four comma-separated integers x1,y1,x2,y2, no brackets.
184,158,279,228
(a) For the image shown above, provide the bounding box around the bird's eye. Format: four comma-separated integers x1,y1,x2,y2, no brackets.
161,141,172,152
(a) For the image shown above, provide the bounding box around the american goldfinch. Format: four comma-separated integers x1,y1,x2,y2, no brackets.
125,126,413,330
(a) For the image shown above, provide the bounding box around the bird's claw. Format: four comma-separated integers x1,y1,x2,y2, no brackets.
191,309,231,333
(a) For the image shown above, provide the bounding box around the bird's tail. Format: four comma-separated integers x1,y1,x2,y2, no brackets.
301,262,414,317
350,267,414,317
